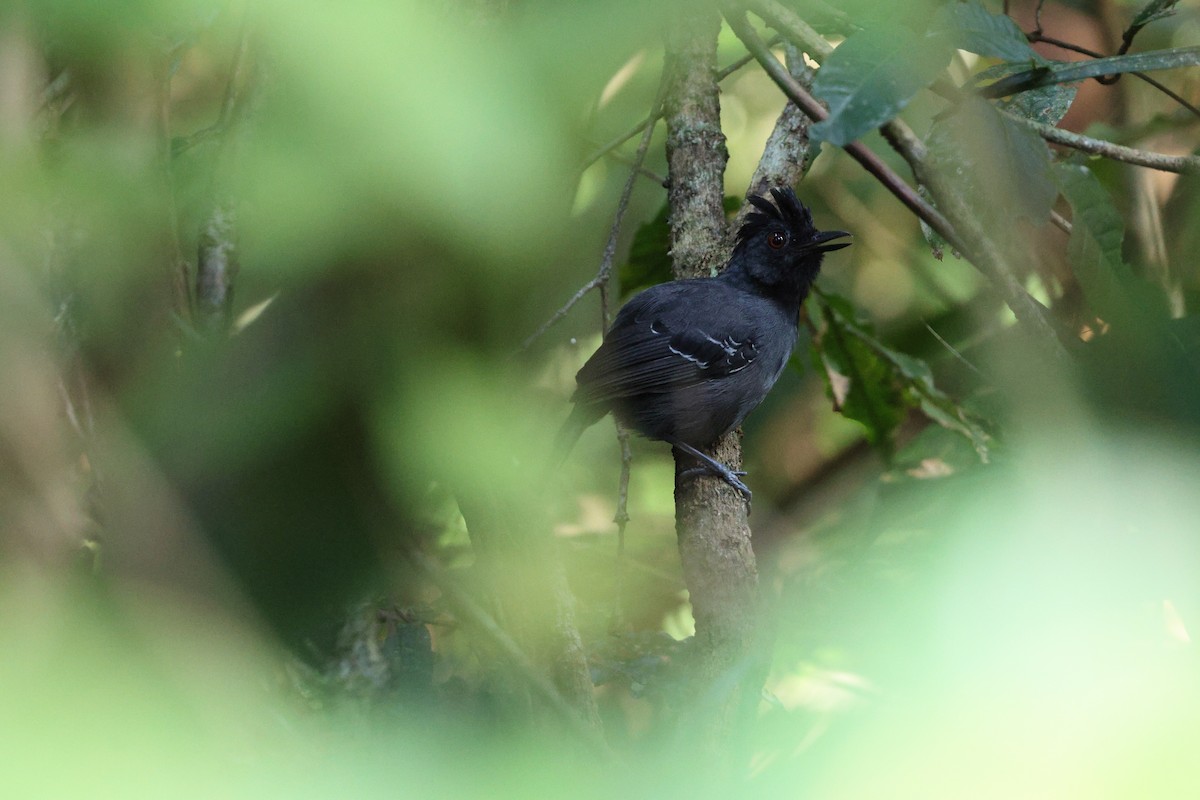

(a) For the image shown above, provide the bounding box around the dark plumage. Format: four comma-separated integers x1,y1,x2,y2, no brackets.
556,187,850,501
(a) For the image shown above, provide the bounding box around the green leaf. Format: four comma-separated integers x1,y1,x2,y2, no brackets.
618,197,742,297
974,63,1078,126
618,203,672,299
926,96,1056,223
981,45,1200,98
928,1,1043,63
812,293,991,462
1055,163,1170,329
1131,0,1180,30
811,26,952,147
813,295,905,459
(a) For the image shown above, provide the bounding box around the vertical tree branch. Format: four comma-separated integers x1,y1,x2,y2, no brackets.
662,8,762,772
739,42,817,218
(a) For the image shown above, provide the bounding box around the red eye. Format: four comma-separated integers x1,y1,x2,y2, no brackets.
768,231,787,250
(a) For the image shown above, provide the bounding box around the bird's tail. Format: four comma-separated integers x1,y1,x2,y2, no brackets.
547,403,602,477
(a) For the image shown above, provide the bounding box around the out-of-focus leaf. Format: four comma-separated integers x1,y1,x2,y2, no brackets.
981,46,1200,98
811,26,952,147
973,63,1078,126
927,96,1056,224
1131,0,1180,30
928,1,1043,63
1056,163,1170,329
245,2,571,275
813,293,991,462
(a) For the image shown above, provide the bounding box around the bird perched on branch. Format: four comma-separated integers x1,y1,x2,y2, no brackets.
556,187,850,502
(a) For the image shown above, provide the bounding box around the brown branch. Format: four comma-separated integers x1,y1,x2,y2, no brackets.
740,41,817,212
662,8,764,774
725,12,961,250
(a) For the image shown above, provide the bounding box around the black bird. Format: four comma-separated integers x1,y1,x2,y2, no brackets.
556,187,850,501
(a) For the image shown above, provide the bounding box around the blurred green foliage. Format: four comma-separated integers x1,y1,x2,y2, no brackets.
2,0,1200,796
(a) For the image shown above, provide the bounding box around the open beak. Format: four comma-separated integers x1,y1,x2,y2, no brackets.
806,229,852,253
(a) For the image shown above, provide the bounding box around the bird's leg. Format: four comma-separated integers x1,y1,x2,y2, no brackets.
667,439,752,502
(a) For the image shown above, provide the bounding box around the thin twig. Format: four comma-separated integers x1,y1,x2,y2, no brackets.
522,277,602,351
523,72,668,351
608,423,632,632
598,277,612,334
175,3,256,158
580,36,780,173
1025,31,1200,118
602,148,668,186
925,322,987,379
216,7,253,130
1006,109,1200,173
582,116,654,174
1051,209,1072,235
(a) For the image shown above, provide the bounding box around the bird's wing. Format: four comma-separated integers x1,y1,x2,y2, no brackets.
573,284,760,405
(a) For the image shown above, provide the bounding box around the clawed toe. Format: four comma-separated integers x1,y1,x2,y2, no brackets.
678,465,752,503
668,439,753,507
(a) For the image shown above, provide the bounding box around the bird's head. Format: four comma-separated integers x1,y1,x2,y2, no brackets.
731,187,850,293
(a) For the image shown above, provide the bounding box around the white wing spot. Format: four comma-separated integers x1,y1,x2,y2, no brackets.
668,344,706,365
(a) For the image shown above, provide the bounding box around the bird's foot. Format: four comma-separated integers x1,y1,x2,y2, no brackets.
679,464,753,502
668,438,753,505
